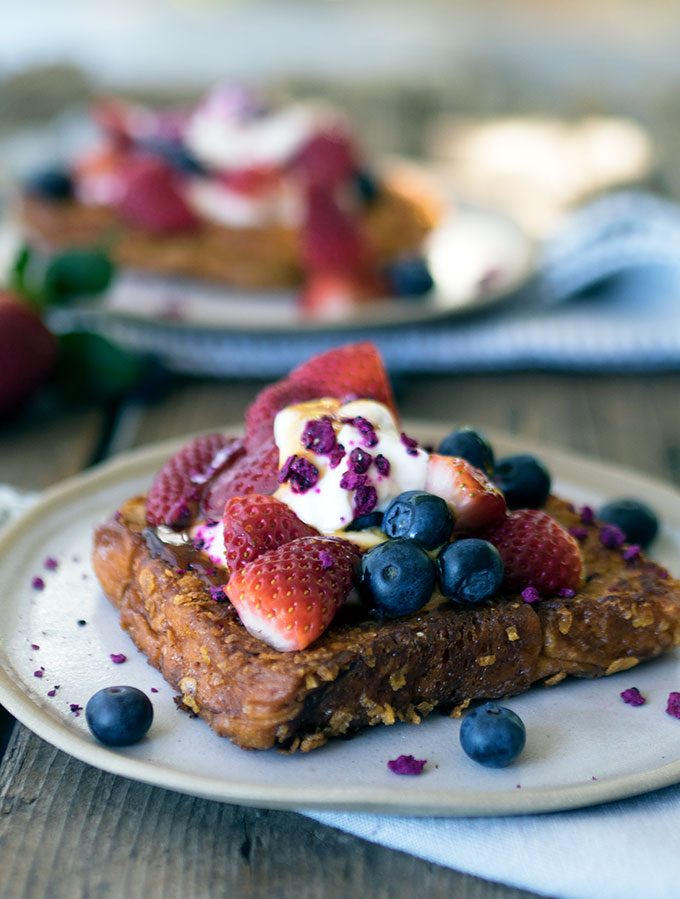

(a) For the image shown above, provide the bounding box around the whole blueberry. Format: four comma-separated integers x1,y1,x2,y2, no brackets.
459,702,526,768
353,169,381,205
437,539,504,604
348,511,384,531
24,168,74,200
86,686,153,747
438,427,495,476
383,490,454,550
360,538,436,618
493,454,551,509
598,498,658,548
385,256,434,297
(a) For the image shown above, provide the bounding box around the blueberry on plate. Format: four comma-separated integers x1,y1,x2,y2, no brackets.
348,511,384,531
598,498,659,548
24,167,74,200
360,537,436,618
384,256,434,297
493,454,551,509
459,702,526,768
86,685,153,747
383,490,454,550
437,539,504,604
438,427,495,476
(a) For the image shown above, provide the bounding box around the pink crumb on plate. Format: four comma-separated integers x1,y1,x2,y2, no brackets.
666,692,680,719
387,754,427,775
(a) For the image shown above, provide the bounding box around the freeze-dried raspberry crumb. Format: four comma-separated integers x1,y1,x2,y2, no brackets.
521,586,541,604
600,524,626,549
31,576,45,590
621,687,645,706
278,455,319,494
375,454,390,477
340,470,367,491
580,506,595,525
110,653,127,664
569,526,588,541
666,692,680,719
302,416,337,454
209,585,227,602
33,670,44,678
400,432,420,456
354,485,378,516
623,544,641,562
328,444,346,468
30,643,40,650
387,754,427,775
43,557,58,571
558,587,576,598
151,687,159,693
47,687,58,697
318,549,334,569
347,447,372,474
70,703,83,716
342,416,378,447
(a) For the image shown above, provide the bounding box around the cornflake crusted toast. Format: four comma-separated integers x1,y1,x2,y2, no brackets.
92,343,680,752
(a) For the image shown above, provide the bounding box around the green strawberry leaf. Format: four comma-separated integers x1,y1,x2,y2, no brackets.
45,249,115,304
55,332,143,401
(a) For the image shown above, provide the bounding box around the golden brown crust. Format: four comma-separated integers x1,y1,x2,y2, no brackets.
91,495,680,752
20,178,440,291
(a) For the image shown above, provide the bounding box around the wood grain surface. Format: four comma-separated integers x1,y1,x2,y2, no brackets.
1,370,679,899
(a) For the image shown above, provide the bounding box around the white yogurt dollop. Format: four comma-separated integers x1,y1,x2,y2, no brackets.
273,398,428,534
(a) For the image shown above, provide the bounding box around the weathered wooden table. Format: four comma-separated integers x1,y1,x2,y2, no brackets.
1,369,678,899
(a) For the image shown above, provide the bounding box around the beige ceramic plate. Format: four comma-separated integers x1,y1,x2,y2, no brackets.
0,426,679,817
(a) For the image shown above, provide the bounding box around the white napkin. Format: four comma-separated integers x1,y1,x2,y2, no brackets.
303,783,680,899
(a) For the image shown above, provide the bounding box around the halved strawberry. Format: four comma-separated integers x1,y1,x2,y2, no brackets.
288,341,396,415
118,155,198,233
291,129,357,189
244,342,396,448
302,185,368,276
225,536,360,651
222,494,319,574
201,439,280,520
146,434,244,527
478,509,583,597
425,454,506,532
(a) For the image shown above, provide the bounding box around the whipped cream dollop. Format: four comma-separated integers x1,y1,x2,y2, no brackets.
273,398,428,534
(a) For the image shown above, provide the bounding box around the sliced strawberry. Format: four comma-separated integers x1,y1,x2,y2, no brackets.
302,185,369,275
117,155,198,233
225,536,360,651
146,434,244,527
425,454,506,532
479,509,583,597
0,292,57,420
288,341,396,415
301,270,383,316
245,379,322,449
201,439,280,520
222,494,319,574
291,129,357,189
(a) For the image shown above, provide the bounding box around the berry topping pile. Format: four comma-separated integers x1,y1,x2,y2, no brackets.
137,342,662,654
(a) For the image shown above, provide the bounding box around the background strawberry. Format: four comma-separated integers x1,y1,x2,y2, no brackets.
302,185,369,275
479,508,583,596
291,129,357,189
118,155,198,233
146,433,244,527
201,439,280,520
225,535,360,651
245,379,322,448
425,454,506,532
222,494,319,574
0,291,57,420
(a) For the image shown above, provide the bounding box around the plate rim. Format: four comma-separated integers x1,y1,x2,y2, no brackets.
1,425,680,817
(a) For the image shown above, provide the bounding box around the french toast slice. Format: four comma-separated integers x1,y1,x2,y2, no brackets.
92,493,680,752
